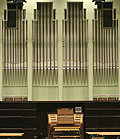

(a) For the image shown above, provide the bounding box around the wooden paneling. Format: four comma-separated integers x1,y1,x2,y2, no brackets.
0,103,37,139
57,108,73,114
0,101,120,138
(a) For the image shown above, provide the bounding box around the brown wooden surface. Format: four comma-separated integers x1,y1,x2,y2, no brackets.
1,101,120,139
4,98,13,101
108,97,116,101
98,98,107,101
23,97,28,101
57,108,73,114
0,133,24,136
87,132,120,135
54,136,80,138
14,98,22,101
92,137,104,139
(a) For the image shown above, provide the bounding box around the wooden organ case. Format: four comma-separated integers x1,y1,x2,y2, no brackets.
48,108,84,139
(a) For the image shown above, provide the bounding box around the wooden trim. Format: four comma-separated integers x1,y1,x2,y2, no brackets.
54,136,80,138
0,133,24,136
86,132,120,135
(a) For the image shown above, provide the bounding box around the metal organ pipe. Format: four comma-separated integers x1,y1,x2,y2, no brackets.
2,2,118,90
63,3,88,86
32,3,58,86
2,9,28,86
93,8,118,85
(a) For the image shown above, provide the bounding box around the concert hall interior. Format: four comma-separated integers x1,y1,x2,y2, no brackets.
0,0,120,138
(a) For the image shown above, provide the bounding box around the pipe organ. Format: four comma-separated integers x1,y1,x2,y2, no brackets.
63,2,88,85
0,0,119,101
32,3,58,86
2,5,28,86
48,108,84,139
93,3,118,85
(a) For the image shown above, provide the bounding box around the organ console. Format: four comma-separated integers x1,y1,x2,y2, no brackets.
48,108,84,139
